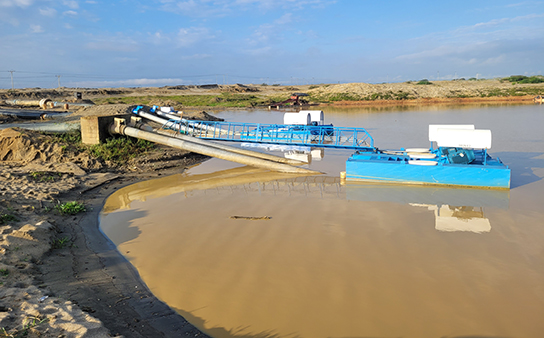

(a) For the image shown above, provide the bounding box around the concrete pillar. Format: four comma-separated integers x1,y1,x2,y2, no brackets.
80,114,131,145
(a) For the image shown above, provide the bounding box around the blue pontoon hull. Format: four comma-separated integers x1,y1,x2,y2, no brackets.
346,152,511,189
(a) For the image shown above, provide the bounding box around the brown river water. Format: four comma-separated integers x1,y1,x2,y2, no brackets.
100,104,544,338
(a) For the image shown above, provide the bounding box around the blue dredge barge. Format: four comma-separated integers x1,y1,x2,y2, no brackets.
344,125,511,189
138,106,510,189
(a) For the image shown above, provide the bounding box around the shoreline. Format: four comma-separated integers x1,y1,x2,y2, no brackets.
0,124,210,337
40,171,210,337
320,95,537,106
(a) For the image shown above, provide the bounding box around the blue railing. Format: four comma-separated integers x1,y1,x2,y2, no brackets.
161,119,374,150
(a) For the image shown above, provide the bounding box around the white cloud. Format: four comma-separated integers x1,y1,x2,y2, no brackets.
63,0,78,9
244,46,272,55
180,53,212,60
73,78,188,87
176,27,214,47
249,13,295,44
30,24,43,33
63,10,78,16
39,7,57,16
0,0,33,7
158,0,334,17
149,31,171,45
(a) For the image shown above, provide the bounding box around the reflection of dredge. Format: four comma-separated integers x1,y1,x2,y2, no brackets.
269,93,312,109
105,164,509,235
345,182,509,233
411,204,492,233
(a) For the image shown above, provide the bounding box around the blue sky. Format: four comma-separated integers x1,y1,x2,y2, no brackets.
1,0,543,88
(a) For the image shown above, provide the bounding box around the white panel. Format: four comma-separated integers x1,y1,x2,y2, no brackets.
284,112,310,125
435,128,492,149
303,110,324,125
160,106,174,113
429,124,474,142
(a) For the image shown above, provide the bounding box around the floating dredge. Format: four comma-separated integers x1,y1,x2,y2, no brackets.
129,106,511,189
344,125,511,189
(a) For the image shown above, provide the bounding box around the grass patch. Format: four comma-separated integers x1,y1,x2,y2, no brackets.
89,136,154,165
1,316,49,338
29,172,63,183
0,212,18,225
0,269,8,277
93,93,271,108
51,236,71,249
55,201,86,215
480,86,544,97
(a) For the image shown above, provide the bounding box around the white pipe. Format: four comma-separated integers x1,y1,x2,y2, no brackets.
135,111,307,165
112,123,320,175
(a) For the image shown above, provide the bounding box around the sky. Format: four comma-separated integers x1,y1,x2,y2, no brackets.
1,0,543,88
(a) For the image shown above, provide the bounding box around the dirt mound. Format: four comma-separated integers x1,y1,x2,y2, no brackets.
225,84,259,93
306,79,542,101
0,128,102,170
0,128,66,163
184,110,224,121
70,103,133,117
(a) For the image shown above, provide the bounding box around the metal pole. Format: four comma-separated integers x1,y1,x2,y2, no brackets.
9,70,14,90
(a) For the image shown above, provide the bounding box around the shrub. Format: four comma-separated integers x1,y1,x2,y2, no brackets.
55,201,86,215
0,212,18,224
89,137,154,165
416,79,433,85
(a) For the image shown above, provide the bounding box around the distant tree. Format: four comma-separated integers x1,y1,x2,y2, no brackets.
416,79,432,85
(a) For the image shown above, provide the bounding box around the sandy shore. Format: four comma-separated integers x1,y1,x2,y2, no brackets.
0,109,210,337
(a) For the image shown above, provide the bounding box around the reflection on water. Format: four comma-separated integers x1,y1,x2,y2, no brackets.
102,167,544,338
101,105,544,338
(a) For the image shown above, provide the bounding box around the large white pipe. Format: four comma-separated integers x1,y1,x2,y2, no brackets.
135,110,308,165
112,122,320,175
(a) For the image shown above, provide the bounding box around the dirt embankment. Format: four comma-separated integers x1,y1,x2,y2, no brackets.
305,79,544,104
2,80,542,108
0,104,211,337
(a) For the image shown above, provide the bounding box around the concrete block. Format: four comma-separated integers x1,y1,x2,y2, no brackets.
80,114,131,145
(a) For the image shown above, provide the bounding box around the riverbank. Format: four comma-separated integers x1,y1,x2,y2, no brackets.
0,106,211,337
1,79,543,109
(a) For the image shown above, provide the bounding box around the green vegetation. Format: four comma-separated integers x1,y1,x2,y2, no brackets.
502,75,544,84
89,136,154,165
1,316,49,338
480,86,544,97
43,130,156,166
29,172,63,182
55,201,86,215
51,236,71,249
309,90,414,102
416,79,433,85
0,212,18,225
50,130,82,144
0,269,8,277
94,93,270,108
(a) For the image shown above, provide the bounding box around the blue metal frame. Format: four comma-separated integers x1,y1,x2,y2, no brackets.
162,119,375,150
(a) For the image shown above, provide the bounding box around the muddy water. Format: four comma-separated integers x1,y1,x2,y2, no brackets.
100,104,544,338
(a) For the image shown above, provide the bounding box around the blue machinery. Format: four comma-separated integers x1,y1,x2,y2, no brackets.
161,119,375,150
